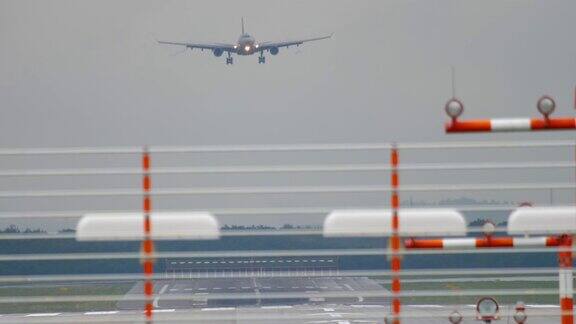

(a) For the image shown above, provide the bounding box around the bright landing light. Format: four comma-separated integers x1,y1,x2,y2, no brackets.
244,45,251,51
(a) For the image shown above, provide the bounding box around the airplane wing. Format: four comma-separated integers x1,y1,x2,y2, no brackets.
258,34,333,50
157,41,237,52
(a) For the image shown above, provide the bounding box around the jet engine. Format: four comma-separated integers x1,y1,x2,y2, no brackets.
269,47,279,55
213,48,224,57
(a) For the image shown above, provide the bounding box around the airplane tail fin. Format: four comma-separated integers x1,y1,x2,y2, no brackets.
241,17,245,34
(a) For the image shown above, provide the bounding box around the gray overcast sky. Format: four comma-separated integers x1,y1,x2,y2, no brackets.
1,1,576,229
1,0,576,147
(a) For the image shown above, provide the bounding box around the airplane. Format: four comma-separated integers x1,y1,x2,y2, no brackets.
158,18,332,65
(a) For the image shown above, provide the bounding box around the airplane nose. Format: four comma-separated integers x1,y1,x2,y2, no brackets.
244,45,251,52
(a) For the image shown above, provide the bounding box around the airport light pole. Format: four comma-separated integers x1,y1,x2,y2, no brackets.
443,92,576,323
404,206,576,324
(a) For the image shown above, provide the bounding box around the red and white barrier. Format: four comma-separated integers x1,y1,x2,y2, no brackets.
446,118,576,133
404,236,561,249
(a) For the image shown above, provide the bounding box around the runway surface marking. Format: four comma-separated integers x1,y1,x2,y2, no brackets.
25,313,61,317
153,283,170,307
84,311,119,315
149,309,175,313
0,304,560,324
351,304,385,308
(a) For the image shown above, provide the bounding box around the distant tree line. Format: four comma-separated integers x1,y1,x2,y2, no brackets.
4,220,507,235
0,224,46,234
219,224,321,230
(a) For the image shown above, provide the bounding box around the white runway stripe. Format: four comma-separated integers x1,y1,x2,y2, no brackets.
150,309,175,313
25,313,61,317
528,304,560,308
84,311,118,315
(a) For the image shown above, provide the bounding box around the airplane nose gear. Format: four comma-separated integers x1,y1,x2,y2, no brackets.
258,52,266,64
226,52,233,65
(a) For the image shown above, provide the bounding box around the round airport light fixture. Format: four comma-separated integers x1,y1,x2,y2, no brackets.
537,95,556,118
482,221,496,236
513,311,527,324
476,297,499,322
448,310,463,324
513,301,527,324
445,98,464,120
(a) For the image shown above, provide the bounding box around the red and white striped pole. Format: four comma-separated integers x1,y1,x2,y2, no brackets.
142,147,155,323
559,235,573,324
390,145,402,324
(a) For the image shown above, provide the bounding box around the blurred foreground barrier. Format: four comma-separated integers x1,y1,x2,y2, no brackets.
76,212,220,241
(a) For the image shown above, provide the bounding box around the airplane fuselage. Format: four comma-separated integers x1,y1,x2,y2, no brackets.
235,33,258,55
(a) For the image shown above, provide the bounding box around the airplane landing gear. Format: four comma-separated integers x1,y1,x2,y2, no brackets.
258,53,265,64
226,52,233,65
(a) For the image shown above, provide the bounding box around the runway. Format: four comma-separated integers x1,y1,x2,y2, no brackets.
0,277,564,323
119,277,387,309
0,304,562,323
